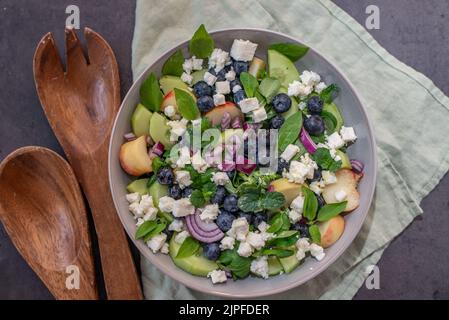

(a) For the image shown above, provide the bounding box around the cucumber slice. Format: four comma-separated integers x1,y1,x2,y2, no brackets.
336,150,351,169
322,102,344,132
149,112,173,149
258,78,281,103
131,104,153,137
127,178,150,195
191,70,207,85
279,253,300,274
268,256,283,276
268,50,300,89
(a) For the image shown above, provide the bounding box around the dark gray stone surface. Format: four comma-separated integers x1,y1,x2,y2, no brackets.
0,0,447,299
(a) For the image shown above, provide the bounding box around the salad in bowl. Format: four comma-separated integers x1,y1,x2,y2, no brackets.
116,25,365,286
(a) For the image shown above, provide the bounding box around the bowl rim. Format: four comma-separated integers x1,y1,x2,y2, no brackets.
109,27,378,298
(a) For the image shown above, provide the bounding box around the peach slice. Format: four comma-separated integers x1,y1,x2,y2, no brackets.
205,102,244,126
322,169,362,212
119,136,152,176
269,178,303,206
318,215,345,248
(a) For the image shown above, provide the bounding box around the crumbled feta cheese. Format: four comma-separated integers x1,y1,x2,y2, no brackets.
287,80,313,97
192,56,203,71
238,97,259,113
212,172,230,186
191,152,209,173
147,233,167,253
326,132,345,149
315,82,327,94
172,198,195,217
335,190,347,202
140,195,155,212
250,256,269,279
283,154,317,184
298,101,307,110
252,107,267,123
199,204,219,222
288,210,302,223
175,170,192,189
213,93,226,106
158,196,176,213
215,81,231,95
164,105,176,118
309,243,325,261
129,202,144,218
290,195,304,213
126,192,141,204
257,221,269,233
230,39,258,62
296,238,311,251
143,207,158,221
309,180,324,195
296,249,306,261
237,241,253,257
181,72,193,85
246,232,265,250
167,118,188,142
160,243,169,254
209,48,230,72
227,217,249,241
220,236,235,250
168,219,184,232
232,85,242,93
182,59,193,74
207,269,227,284
225,70,236,81
340,126,357,143
204,71,217,86
300,70,321,87
322,171,337,185
136,218,145,227
281,144,300,162
176,146,191,168
261,231,275,241
174,230,190,244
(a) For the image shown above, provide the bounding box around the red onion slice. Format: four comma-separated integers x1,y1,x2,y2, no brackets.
151,142,165,156
193,211,220,232
124,132,137,141
185,215,224,243
218,162,236,172
299,128,317,154
350,159,364,174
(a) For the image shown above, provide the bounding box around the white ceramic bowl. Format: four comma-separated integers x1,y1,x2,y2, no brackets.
109,28,377,298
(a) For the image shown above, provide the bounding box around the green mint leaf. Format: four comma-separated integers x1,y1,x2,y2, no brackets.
317,202,347,222
278,111,303,152
309,224,321,244
135,220,157,239
162,49,184,77
174,88,200,120
261,192,285,211
269,43,309,62
238,192,262,212
240,72,259,98
176,236,200,258
189,24,214,58
258,77,281,103
190,190,206,208
151,157,167,174
319,83,339,104
302,186,318,221
218,248,251,279
140,72,163,112
311,148,342,172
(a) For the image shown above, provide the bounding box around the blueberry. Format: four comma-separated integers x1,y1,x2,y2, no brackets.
215,69,227,81
216,210,236,232
253,212,268,227
270,115,284,129
197,95,215,113
272,93,292,113
238,211,253,224
168,185,182,200
277,158,290,174
210,186,227,205
292,223,310,238
312,169,322,182
304,115,325,136
317,194,325,208
182,187,193,198
230,78,241,89
307,96,324,115
193,81,213,97
203,243,221,261
157,167,174,185
233,89,246,104
223,195,239,213
233,60,249,76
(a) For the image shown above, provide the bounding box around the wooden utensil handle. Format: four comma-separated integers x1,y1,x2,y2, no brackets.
79,161,143,300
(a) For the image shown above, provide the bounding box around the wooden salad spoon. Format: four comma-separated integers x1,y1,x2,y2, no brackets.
0,147,98,300
33,27,142,299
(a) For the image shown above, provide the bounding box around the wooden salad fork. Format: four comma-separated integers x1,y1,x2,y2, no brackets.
33,27,142,299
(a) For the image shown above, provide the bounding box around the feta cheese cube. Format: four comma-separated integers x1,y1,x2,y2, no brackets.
296,248,306,261
172,198,195,217
230,39,258,62
147,233,167,253
322,171,337,185
143,207,158,221
309,180,324,195
300,70,321,86
129,202,144,218
252,107,267,123
175,170,192,189
227,217,249,241
204,71,217,86
296,238,311,252
340,126,357,143
182,59,193,74
207,270,227,284
167,118,188,142
310,243,325,261
335,190,347,202
181,72,193,85
315,82,327,94
283,154,317,184
213,93,226,106
225,70,236,81
192,56,203,70
212,172,230,186
139,195,155,212
215,81,231,94
160,243,170,254
164,105,177,119
290,195,305,213
199,204,219,222
174,230,190,244
326,132,345,149
126,192,141,204
257,221,269,233
237,241,253,257
281,144,300,162
288,210,302,223
246,232,265,250
238,97,259,113
136,218,145,227
168,219,184,232
250,256,269,279
288,80,313,97
209,48,230,72
158,196,176,213
298,101,307,110
220,236,235,250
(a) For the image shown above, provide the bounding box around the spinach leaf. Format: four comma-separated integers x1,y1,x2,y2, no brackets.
151,157,167,174
269,43,309,62
162,49,184,77
140,73,163,112
146,175,157,188
319,83,339,104
308,224,321,244
260,192,285,211
189,24,214,58
190,189,206,208
176,237,201,258
174,88,200,120
302,186,318,221
258,77,281,103
218,248,251,279
135,220,157,239
268,212,290,233
311,148,342,172
143,220,167,241
240,72,259,98
317,202,347,222
278,112,303,151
